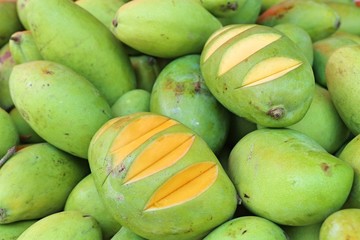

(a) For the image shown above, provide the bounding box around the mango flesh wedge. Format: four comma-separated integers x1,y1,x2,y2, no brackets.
203,24,256,62
240,57,303,88
144,162,218,211
124,133,195,184
218,33,282,76
110,115,179,167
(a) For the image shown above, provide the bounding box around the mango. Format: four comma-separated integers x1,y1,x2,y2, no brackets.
283,222,322,240
111,0,222,58
325,2,360,35
111,227,146,240
26,0,136,105
203,216,288,240
0,43,15,110
0,0,23,48
0,220,37,240
9,60,113,158
200,24,315,127
16,0,30,30
111,89,150,117
228,128,354,226
0,143,89,224
88,112,238,240
150,54,230,153
17,211,103,240
319,208,360,240
64,174,122,239
200,0,246,18
257,0,340,42
130,55,161,92
0,107,18,159
8,30,43,64
218,0,262,25
326,45,360,135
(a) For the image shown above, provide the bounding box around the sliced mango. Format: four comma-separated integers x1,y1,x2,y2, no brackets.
144,162,218,211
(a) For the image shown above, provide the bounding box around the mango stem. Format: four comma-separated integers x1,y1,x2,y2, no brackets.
0,146,16,168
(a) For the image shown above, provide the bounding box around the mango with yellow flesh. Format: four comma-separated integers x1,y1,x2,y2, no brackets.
88,112,238,240
200,24,315,127
228,128,354,226
9,60,112,158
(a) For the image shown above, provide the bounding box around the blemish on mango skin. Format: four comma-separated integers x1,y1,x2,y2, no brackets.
321,162,332,176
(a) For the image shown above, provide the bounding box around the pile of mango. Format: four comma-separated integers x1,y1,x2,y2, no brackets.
1,0,360,239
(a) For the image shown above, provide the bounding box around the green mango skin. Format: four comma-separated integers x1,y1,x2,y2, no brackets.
75,0,126,29
274,23,314,66
326,2,360,35
319,208,360,240
0,0,23,48
285,84,350,154
89,112,238,240
111,0,222,58
203,216,288,240
218,0,262,25
26,0,136,105
228,128,354,226
226,113,258,150
150,54,230,153
16,0,30,30
326,45,360,135
257,0,340,42
0,143,89,224
9,60,113,158
9,107,44,144
312,36,358,87
111,227,146,240
111,89,150,117
0,43,15,110
0,220,37,240
17,211,103,240
331,31,360,44
0,107,19,158
200,0,246,18
8,30,43,64
130,55,161,92
338,134,360,209
200,24,315,128
283,222,322,240
64,174,122,240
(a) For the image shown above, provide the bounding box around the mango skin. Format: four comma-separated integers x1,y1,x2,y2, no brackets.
203,216,288,240
0,43,15,110
0,143,89,224
65,174,122,240
111,89,150,117
0,107,19,158
9,30,43,64
111,227,146,240
0,220,37,240
326,45,360,135
9,60,113,158
283,222,322,240
150,54,230,153
218,0,262,25
17,211,103,240
228,128,354,226
111,0,222,58
0,0,23,48
89,112,238,240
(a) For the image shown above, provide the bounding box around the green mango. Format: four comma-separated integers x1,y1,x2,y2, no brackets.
228,128,354,226
200,24,315,128
257,0,341,42
338,134,360,208
150,54,230,153
0,0,23,48
0,143,89,224
0,220,37,240
313,36,358,87
0,43,15,110
16,0,30,30
218,0,262,25
331,31,360,44
0,107,18,159
130,55,161,92
8,30,42,64
75,0,126,29
283,222,322,240
274,23,314,65
9,107,44,144
326,45,360,135
319,208,360,240
203,216,288,240
326,2,360,35
111,89,150,117
111,0,222,58
200,0,246,18
64,174,122,239
9,60,113,158
88,112,238,240
17,211,102,240
111,227,146,240
26,0,136,105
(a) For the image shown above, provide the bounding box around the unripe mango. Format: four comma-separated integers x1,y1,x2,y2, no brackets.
283,222,322,240
0,220,37,240
200,24,315,127
9,60,113,158
111,89,150,117
325,2,360,35
111,0,222,58
88,112,238,240
218,0,262,25
0,43,15,110
0,0,23,48
0,143,89,224
0,107,18,159
111,227,146,240
228,128,354,226
8,30,42,64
